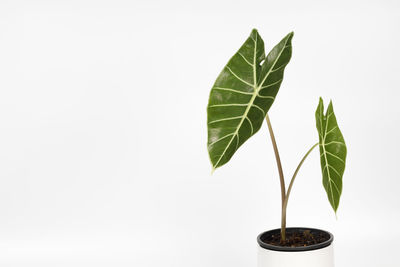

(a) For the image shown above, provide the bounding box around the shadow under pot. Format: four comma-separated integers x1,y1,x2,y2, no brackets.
257,227,334,267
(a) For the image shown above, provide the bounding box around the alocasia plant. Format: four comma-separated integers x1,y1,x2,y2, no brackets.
207,29,347,242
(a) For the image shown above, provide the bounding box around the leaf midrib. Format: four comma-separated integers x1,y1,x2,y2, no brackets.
320,111,336,209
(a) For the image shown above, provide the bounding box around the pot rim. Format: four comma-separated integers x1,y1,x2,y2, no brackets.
257,227,334,252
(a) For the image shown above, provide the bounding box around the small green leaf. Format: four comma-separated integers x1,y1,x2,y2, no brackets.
207,29,293,170
315,98,347,213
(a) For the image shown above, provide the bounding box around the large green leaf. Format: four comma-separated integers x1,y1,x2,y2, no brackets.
315,98,347,213
207,29,293,170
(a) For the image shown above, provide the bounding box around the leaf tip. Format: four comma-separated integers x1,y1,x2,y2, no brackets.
286,31,294,42
250,29,259,39
316,97,324,115
327,99,334,113
211,166,216,175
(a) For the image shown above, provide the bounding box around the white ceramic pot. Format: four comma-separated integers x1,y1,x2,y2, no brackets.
257,227,334,267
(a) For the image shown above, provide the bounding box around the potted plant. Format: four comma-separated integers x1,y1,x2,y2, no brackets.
206,29,347,267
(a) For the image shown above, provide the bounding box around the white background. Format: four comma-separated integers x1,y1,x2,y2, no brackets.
0,0,399,266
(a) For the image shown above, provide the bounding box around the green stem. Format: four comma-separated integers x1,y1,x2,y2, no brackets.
265,114,286,241
281,142,319,233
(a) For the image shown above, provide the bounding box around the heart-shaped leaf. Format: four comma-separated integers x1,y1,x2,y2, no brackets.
315,98,347,213
207,29,293,170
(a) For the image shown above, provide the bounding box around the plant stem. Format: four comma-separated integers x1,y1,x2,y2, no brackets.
265,114,286,241
281,142,319,237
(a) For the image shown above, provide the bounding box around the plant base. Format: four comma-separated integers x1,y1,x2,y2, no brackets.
257,227,334,267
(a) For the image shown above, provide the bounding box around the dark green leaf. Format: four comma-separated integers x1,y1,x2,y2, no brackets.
207,29,293,170
315,98,347,213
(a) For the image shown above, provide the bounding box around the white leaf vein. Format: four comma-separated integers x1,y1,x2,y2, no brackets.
260,79,283,91
226,66,253,87
245,116,253,135
213,87,253,95
209,103,248,108
251,104,265,117
208,116,242,125
238,52,253,66
208,133,235,147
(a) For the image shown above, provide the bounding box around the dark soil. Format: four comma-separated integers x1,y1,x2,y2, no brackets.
263,229,330,247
